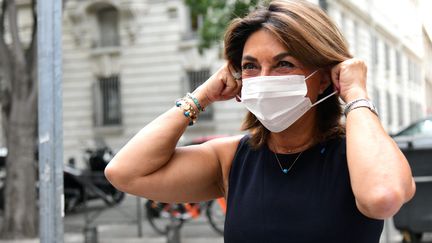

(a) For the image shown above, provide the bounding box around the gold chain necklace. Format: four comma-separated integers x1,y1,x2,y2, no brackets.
273,151,303,174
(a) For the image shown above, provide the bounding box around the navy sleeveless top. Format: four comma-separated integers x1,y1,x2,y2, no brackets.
224,135,383,243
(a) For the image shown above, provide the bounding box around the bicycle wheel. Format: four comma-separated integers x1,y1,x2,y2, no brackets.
206,199,226,235
145,200,184,235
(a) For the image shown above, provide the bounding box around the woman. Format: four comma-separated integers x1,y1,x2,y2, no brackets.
105,1,415,242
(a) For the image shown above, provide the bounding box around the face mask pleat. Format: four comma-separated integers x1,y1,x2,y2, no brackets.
248,95,306,120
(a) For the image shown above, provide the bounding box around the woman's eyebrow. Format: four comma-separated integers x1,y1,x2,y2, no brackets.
273,52,291,61
242,55,257,62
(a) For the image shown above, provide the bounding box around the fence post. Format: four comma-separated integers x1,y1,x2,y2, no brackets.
83,186,98,243
137,197,143,237
166,208,181,243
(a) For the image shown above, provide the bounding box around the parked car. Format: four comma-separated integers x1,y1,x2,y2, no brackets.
392,116,432,243
393,116,432,149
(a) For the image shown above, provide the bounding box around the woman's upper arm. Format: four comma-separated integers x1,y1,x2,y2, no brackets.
123,135,242,203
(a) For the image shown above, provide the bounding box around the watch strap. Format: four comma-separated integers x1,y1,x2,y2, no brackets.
344,98,379,117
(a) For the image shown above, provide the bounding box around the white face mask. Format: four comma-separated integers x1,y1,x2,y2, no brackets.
240,71,337,133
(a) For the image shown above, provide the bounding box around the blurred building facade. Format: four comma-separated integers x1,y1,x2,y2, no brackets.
423,27,432,115
325,0,427,133
0,0,430,164
60,0,244,163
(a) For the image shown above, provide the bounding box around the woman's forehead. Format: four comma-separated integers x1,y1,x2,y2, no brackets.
242,29,291,59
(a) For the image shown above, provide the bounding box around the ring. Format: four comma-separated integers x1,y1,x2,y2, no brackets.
232,72,241,80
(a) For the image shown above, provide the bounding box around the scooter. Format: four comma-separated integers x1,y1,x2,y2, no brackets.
0,144,124,213
64,145,125,213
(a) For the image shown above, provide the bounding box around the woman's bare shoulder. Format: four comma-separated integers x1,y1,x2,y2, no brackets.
203,135,245,196
204,135,245,158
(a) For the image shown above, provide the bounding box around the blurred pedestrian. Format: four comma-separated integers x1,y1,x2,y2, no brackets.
105,1,416,242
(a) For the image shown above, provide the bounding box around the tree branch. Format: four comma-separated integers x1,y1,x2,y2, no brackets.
1,108,9,144
26,0,37,61
7,0,26,67
26,0,37,93
0,0,6,34
0,0,12,111
0,0,9,57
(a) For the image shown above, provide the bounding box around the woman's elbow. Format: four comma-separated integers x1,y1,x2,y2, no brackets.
356,186,412,219
104,160,131,192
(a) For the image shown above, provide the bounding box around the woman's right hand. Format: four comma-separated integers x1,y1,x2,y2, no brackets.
193,63,242,108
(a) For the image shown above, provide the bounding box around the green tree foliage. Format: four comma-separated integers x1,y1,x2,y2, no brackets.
185,0,262,51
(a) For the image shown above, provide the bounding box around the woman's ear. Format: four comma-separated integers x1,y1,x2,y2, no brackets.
319,69,332,94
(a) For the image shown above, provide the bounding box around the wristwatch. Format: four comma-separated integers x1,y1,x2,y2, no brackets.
343,98,379,117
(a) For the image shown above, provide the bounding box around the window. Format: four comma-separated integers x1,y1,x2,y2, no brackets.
414,63,420,84
189,8,203,32
397,95,404,127
409,100,422,123
319,0,328,11
340,13,346,34
372,87,381,114
386,91,393,126
97,7,120,47
384,43,390,71
353,20,359,55
407,60,421,84
371,35,378,66
395,51,401,76
417,103,423,120
167,7,178,19
93,75,122,126
187,70,213,121
409,60,412,81
183,6,203,40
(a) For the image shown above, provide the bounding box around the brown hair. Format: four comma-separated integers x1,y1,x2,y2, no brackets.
224,0,352,148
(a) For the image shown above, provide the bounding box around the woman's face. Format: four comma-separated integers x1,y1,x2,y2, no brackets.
241,29,329,102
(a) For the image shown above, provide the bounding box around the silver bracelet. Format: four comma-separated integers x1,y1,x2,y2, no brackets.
344,98,379,117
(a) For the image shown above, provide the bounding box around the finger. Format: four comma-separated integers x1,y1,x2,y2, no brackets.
231,80,242,100
227,62,241,80
221,76,241,98
221,81,238,97
235,78,242,96
233,77,243,102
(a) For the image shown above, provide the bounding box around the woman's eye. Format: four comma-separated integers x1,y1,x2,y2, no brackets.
276,61,294,68
242,63,257,70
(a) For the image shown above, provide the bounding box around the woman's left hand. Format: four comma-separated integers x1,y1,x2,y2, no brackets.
331,58,368,103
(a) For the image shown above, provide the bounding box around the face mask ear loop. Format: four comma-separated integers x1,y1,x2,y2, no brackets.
311,90,338,107
236,94,242,102
305,70,319,80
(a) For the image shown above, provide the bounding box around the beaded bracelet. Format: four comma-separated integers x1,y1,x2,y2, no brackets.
186,93,205,112
175,98,198,126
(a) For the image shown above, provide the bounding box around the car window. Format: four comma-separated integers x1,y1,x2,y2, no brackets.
397,119,432,136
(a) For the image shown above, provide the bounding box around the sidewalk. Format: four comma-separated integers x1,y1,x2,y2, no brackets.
62,195,224,243
0,235,223,243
